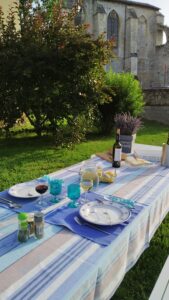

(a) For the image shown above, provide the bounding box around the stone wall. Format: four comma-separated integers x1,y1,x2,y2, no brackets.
0,0,19,28
143,88,169,125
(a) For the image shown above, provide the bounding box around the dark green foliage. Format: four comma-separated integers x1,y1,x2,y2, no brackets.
0,0,112,142
98,69,144,134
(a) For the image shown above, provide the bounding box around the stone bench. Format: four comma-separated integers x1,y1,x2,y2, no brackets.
149,256,169,300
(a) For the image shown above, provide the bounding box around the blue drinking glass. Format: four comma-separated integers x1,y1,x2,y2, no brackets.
67,183,80,208
49,178,63,203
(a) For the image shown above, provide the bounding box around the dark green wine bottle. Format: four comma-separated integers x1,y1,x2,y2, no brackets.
112,128,122,168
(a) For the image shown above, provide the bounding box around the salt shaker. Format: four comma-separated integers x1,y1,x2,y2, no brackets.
34,212,44,239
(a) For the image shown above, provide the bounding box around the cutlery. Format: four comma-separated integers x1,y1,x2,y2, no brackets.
0,197,22,209
96,196,135,210
0,201,21,209
74,216,111,235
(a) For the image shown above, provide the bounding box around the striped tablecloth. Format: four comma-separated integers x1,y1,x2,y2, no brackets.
0,144,169,300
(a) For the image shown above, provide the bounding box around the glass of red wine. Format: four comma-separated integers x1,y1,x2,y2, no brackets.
35,178,48,208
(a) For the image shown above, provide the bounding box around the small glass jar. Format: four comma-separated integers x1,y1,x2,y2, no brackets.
18,212,29,242
34,212,44,239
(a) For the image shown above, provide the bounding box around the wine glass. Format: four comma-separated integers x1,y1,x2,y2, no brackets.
80,177,93,203
35,178,49,208
67,183,80,208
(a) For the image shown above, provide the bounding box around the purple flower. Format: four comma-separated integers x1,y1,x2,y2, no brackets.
114,112,143,135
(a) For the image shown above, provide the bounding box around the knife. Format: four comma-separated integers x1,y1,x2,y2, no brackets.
0,196,22,208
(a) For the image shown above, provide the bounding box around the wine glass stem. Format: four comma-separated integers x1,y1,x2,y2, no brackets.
53,196,59,203
39,195,43,205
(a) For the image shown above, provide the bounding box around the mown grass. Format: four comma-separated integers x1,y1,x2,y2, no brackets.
0,119,169,299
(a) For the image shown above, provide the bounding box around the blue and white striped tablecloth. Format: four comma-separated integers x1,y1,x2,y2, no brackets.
0,144,169,300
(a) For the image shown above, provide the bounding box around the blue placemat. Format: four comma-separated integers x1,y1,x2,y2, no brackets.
45,198,145,246
0,190,66,213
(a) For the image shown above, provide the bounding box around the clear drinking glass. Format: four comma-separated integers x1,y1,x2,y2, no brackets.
80,163,99,190
67,183,81,208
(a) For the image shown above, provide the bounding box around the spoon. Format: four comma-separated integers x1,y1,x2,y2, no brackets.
0,197,22,209
74,216,111,235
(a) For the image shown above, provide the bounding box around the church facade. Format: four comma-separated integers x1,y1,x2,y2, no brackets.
77,0,169,89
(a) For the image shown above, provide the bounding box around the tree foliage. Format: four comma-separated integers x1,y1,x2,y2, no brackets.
0,0,113,141
0,6,22,135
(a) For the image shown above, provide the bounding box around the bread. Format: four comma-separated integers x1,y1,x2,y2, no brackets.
99,170,116,183
125,156,151,166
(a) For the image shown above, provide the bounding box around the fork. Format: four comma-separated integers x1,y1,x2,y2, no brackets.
74,216,111,235
0,197,22,209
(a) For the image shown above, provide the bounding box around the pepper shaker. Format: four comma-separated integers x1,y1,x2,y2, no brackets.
34,212,44,239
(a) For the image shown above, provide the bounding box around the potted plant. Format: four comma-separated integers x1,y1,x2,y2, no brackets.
114,113,143,153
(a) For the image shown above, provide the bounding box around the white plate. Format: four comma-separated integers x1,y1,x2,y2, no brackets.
79,200,131,226
8,182,48,199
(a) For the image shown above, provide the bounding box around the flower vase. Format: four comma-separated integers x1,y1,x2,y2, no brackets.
120,134,136,154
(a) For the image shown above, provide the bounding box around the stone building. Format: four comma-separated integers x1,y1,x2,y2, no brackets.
74,0,169,89
0,0,18,18
0,0,19,28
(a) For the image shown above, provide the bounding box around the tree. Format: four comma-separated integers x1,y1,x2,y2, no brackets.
0,0,113,140
0,6,22,135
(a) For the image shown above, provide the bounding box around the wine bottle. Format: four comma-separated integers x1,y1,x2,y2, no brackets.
112,128,122,168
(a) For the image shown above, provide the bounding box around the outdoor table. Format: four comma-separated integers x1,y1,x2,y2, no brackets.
0,144,169,300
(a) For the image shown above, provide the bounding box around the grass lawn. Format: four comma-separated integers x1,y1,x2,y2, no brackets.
0,119,169,299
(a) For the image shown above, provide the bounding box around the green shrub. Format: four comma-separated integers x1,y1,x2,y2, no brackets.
98,69,144,134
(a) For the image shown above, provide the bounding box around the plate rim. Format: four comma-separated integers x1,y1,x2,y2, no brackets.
79,200,131,226
8,182,42,199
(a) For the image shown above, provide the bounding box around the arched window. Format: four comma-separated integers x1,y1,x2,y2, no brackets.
107,10,119,47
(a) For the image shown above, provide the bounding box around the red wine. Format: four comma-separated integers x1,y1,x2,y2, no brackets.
35,184,48,194
112,128,122,168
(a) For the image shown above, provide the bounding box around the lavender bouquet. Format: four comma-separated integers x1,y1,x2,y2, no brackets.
114,113,143,135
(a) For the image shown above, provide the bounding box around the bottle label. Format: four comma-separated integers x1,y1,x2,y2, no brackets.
114,149,122,161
